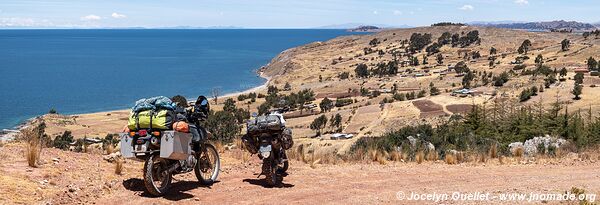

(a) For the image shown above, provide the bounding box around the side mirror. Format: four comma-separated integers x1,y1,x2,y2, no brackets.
251,112,258,118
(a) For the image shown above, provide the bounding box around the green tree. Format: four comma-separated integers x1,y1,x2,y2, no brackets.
559,67,568,77
561,39,570,51
572,83,583,100
429,82,441,96
330,113,343,131
204,110,241,143
587,57,598,71
310,115,328,136
436,53,444,65
462,71,475,88
574,73,584,84
535,54,544,65
48,108,57,114
223,98,236,112
319,97,334,113
518,39,532,54
355,63,369,78
490,47,497,55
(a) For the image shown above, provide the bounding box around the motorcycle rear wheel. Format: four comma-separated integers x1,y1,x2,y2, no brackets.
143,154,172,196
263,158,279,186
195,143,220,185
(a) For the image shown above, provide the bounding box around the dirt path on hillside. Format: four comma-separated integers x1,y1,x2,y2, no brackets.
2,143,600,205
99,158,600,205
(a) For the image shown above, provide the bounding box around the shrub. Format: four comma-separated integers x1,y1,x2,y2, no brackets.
171,95,188,107
445,153,457,165
335,98,353,107
393,93,406,101
53,131,74,150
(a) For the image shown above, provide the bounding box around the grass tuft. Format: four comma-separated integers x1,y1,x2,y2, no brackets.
415,150,424,164
115,158,124,175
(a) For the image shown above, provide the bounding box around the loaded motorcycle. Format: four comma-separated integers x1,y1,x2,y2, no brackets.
120,96,220,196
242,111,293,186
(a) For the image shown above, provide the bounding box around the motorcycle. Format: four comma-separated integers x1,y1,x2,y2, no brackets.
120,96,220,196
243,111,293,186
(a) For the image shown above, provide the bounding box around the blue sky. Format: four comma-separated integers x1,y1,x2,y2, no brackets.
0,0,598,28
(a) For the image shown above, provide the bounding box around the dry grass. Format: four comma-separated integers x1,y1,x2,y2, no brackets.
21,129,42,168
287,144,306,162
105,144,114,154
456,152,464,163
499,156,506,165
415,151,424,164
213,141,225,153
389,150,402,162
367,148,388,165
445,153,457,165
233,137,244,150
479,153,487,163
426,151,438,161
115,158,124,175
489,144,498,159
26,141,41,168
513,147,524,158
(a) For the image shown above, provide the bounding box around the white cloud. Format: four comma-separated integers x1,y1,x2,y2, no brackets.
373,10,378,15
459,5,474,11
515,0,529,5
111,12,127,19
81,14,101,21
0,17,54,27
393,10,402,15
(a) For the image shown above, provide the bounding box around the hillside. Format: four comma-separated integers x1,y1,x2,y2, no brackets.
469,20,597,31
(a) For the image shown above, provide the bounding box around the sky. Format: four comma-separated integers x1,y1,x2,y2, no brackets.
0,0,598,28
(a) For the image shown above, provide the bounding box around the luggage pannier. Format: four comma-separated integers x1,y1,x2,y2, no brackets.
281,128,293,150
241,134,258,154
247,115,284,134
127,109,175,130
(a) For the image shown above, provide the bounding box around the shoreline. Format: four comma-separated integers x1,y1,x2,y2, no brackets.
0,70,272,140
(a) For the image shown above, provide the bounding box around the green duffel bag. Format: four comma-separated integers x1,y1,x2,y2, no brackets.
127,109,175,130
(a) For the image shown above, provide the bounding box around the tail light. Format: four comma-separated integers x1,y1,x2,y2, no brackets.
129,132,136,137
138,130,147,136
152,131,161,136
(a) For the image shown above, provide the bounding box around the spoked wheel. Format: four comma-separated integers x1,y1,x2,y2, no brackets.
195,143,220,185
143,154,172,196
262,158,279,187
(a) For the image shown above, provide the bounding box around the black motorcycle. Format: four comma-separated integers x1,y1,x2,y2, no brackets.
121,96,220,196
243,112,293,186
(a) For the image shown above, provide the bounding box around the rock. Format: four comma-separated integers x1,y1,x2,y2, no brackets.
407,136,417,148
68,185,78,193
52,158,60,162
103,152,122,162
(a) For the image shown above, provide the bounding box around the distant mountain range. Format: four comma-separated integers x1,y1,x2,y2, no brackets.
469,20,597,31
316,23,412,29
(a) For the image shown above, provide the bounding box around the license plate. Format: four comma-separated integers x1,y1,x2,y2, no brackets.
259,145,272,152
135,144,147,152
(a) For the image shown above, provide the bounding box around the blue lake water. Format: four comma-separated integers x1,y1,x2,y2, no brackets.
0,29,358,129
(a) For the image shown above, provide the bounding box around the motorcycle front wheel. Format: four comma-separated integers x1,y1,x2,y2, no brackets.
143,154,172,196
195,143,220,185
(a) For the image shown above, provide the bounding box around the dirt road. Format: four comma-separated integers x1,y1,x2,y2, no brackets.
1,143,599,204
